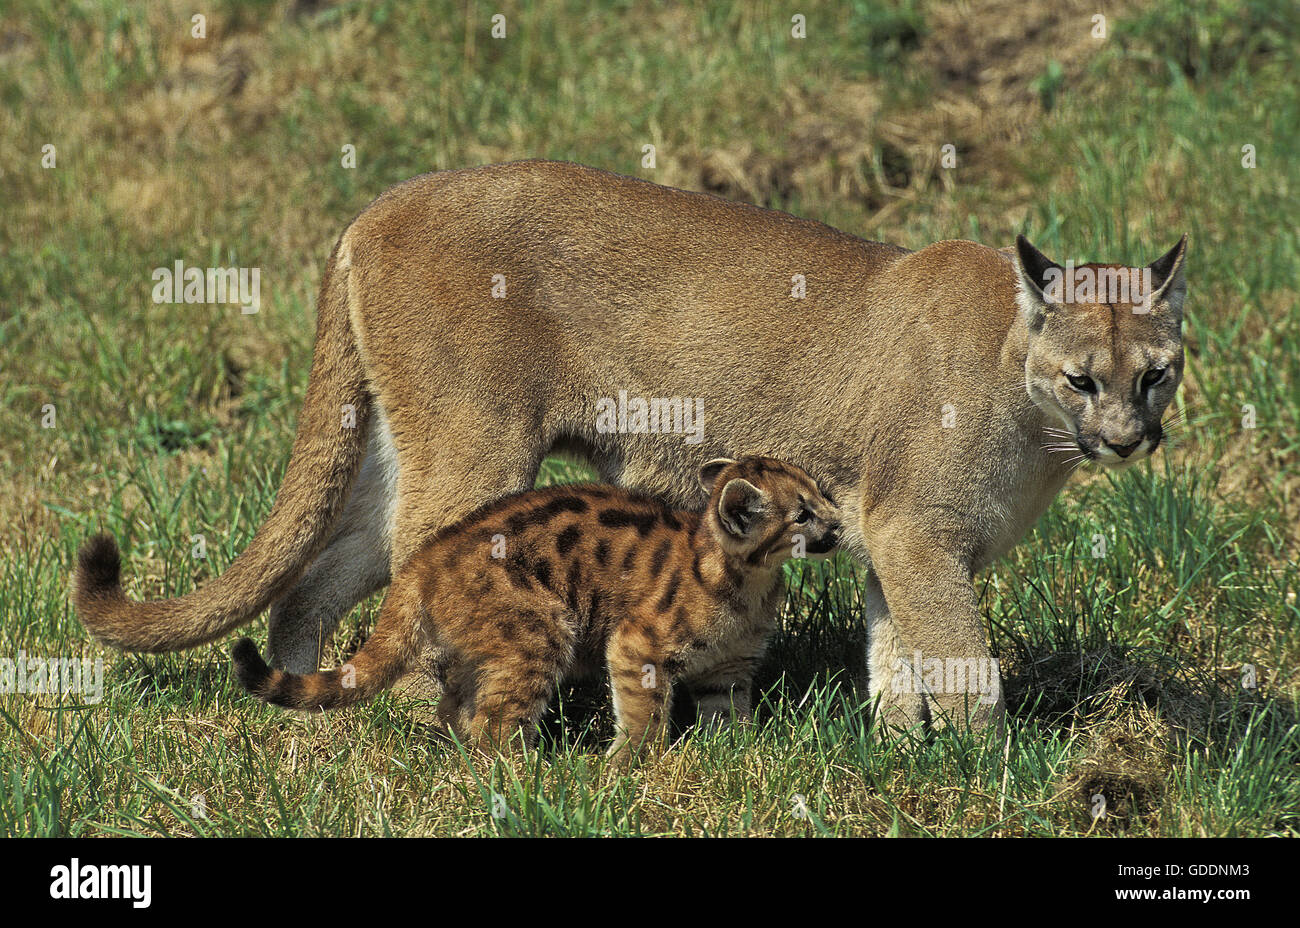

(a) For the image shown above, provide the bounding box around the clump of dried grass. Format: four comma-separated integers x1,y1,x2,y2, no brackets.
1058,697,1174,830
1005,641,1295,830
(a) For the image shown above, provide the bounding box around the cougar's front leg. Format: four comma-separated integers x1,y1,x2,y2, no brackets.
863,567,925,733
867,527,1005,735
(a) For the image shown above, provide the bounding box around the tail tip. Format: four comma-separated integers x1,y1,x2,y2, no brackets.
231,637,271,694
75,532,122,599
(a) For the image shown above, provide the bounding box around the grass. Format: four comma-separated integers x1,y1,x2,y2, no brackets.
0,0,1297,837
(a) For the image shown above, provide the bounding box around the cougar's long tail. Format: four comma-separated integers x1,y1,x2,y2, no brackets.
231,580,422,711
74,234,372,652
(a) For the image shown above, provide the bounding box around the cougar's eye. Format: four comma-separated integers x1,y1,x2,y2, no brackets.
1065,372,1097,394
1141,367,1167,390
794,505,811,524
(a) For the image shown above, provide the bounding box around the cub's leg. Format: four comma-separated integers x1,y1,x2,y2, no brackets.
681,642,765,732
434,688,463,733
606,625,673,765
433,685,477,746
464,656,561,753
863,568,925,733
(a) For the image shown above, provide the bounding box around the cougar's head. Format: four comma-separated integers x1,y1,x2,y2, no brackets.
1014,234,1189,470
698,456,842,567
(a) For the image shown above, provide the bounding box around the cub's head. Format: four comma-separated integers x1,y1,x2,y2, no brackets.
698,456,842,567
1014,234,1189,470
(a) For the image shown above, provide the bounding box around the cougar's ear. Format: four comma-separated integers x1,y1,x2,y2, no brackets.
698,458,737,494
717,478,766,538
1013,235,1064,330
1146,233,1189,315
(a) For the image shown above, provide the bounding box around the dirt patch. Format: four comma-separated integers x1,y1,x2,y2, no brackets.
1004,640,1295,831
692,81,890,209
906,0,1132,180
671,0,1134,235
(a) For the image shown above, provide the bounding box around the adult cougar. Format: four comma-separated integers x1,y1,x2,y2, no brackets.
74,160,1188,733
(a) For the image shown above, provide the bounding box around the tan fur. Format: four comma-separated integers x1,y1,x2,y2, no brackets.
233,457,841,763
74,160,1189,734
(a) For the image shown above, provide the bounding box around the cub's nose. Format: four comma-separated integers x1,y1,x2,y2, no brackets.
823,525,842,547
1106,439,1143,458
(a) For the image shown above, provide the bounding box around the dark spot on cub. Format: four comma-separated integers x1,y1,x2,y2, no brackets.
531,557,555,591
506,495,590,533
656,570,681,613
598,508,659,536
565,560,582,611
555,524,582,556
649,539,671,578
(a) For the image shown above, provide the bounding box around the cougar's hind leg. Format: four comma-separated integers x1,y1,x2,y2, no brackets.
267,422,398,674
383,420,547,703
386,420,545,569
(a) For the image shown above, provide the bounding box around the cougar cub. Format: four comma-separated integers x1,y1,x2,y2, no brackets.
233,455,841,762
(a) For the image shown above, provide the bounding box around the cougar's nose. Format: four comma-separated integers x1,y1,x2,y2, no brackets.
1106,438,1143,458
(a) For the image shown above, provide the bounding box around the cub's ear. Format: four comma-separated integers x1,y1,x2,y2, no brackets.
1146,233,1189,314
698,458,737,493
1013,234,1064,329
717,478,766,538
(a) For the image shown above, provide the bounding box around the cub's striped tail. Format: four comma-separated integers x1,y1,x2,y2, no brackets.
231,583,421,712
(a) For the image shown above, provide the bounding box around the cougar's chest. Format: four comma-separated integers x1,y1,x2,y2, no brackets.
975,438,1073,569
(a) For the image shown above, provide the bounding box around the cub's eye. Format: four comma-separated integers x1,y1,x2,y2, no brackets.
793,506,812,524
1065,373,1097,394
1141,367,1167,390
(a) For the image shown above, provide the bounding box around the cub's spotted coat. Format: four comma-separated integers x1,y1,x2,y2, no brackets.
233,456,841,761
